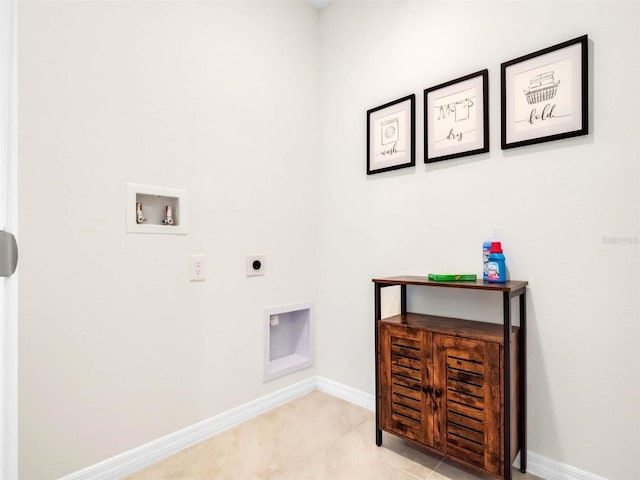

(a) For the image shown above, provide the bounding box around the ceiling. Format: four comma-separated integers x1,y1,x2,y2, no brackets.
308,0,331,11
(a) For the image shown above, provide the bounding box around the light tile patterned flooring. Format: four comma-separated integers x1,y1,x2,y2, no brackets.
125,391,541,480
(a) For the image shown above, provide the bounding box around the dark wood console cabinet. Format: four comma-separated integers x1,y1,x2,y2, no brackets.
373,276,527,480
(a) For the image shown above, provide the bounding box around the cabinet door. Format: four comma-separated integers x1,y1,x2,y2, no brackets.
432,334,502,475
378,324,433,446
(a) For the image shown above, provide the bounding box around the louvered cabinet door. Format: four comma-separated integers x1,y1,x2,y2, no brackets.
378,324,433,446
432,334,502,476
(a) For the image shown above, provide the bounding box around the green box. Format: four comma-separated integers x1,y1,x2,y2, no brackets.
428,273,477,282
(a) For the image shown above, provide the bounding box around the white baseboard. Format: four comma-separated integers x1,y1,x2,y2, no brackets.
316,376,375,411
527,451,608,480
60,375,607,480
60,376,316,480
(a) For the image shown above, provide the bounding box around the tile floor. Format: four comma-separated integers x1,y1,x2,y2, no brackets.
125,391,541,480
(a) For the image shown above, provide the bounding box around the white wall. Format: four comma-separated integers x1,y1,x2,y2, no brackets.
317,2,639,480
17,1,640,479
18,1,320,478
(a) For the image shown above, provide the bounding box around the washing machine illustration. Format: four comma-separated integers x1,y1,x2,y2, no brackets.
380,117,400,145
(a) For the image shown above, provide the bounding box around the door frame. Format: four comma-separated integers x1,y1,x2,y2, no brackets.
0,0,18,478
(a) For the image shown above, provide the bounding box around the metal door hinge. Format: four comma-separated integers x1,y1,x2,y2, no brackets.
0,230,18,276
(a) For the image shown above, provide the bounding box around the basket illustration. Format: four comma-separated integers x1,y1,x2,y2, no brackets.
524,71,560,105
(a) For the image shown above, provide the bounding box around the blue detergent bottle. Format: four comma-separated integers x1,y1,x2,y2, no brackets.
487,241,506,283
483,230,496,281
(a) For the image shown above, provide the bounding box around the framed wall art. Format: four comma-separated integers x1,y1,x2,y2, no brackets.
424,69,489,163
367,94,415,175
501,35,588,149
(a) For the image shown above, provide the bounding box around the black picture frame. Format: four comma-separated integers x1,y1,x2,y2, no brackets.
501,35,588,149
424,69,489,163
367,94,415,175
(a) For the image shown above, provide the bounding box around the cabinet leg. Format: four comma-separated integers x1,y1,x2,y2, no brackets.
519,292,527,474
376,428,382,446
502,292,512,480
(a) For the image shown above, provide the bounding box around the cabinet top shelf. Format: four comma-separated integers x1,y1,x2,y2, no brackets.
372,275,528,294
380,313,519,343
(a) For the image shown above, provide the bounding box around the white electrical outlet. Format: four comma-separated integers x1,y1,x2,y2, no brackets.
246,255,265,277
189,254,207,282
